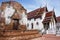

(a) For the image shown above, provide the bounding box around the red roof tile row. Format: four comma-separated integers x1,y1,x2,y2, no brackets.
42,11,53,23
56,16,60,22
27,7,48,19
27,7,56,23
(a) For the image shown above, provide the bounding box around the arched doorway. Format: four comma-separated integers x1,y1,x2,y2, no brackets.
31,23,33,29
13,19,19,30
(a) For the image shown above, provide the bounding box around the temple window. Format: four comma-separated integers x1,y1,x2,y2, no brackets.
40,16,42,19
27,23,29,27
31,23,33,29
8,16,10,18
13,19,19,30
44,22,49,30
34,19,36,21
36,22,39,25
7,4,10,8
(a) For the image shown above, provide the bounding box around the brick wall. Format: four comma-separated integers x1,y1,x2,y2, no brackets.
0,30,42,40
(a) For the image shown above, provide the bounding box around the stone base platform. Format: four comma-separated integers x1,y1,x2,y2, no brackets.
0,30,42,40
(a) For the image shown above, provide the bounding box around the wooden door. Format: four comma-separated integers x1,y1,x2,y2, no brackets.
13,19,19,30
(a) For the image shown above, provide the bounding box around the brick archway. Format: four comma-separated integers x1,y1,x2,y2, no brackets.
13,19,19,30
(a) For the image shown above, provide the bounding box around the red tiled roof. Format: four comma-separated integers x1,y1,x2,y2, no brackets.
56,16,60,22
45,11,53,17
42,11,53,23
27,7,48,19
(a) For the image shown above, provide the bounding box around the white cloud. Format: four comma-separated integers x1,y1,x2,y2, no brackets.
23,0,60,16
25,5,38,9
34,0,47,7
24,4,39,12
34,0,57,11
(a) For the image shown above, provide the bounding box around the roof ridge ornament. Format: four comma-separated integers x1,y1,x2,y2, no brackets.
38,6,42,13
44,3,47,12
52,8,54,12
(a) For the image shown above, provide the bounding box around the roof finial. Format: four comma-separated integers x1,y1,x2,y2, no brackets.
52,7,55,12
53,8,54,12
40,6,41,8
52,7,55,15
44,3,47,12
45,2,47,8
40,3,42,8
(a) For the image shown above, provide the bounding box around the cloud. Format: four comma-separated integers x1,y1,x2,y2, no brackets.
24,0,48,13
34,0,47,7
17,0,60,16
33,0,55,10
23,3,40,12
33,0,60,16
24,0,44,12
25,4,39,12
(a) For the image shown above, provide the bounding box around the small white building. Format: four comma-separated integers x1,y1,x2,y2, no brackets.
56,16,60,36
27,7,57,34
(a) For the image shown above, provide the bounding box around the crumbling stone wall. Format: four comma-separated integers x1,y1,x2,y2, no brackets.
0,30,42,40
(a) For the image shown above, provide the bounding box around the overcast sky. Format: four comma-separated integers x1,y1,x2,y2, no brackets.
0,0,60,17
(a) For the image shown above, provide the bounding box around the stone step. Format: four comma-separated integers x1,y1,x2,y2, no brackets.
0,30,39,37
0,30,42,40
0,33,42,40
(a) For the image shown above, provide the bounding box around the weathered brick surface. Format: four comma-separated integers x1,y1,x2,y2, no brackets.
1,31,60,40
0,30,42,40
1,1,26,13
0,34,41,40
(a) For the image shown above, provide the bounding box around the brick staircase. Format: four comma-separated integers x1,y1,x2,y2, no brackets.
0,30,60,40
0,30,42,40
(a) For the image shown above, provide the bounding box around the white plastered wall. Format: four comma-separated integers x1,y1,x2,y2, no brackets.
3,5,15,24
27,12,46,31
19,11,27,26
46,16,56,34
